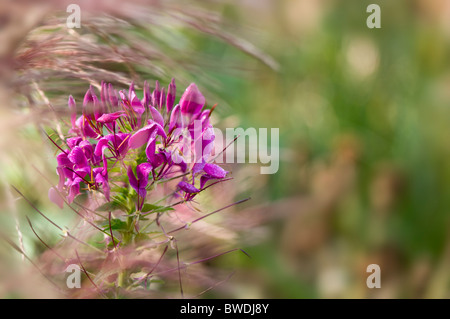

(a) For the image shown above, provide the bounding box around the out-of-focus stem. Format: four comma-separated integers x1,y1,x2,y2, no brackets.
117,214,136,289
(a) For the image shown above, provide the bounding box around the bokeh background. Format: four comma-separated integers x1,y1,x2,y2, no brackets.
2,0,450,298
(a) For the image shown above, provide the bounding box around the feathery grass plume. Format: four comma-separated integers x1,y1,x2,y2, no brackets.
8,1,277,112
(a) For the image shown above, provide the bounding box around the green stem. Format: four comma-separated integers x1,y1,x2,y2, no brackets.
117,270,126,288
117,216,134,289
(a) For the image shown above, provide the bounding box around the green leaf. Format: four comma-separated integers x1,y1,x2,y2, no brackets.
102,218,128,231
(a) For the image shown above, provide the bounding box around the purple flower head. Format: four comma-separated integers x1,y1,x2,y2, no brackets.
50,79,229,210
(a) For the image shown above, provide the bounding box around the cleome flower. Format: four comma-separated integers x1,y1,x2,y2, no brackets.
39,79,249,298
49,79,229,209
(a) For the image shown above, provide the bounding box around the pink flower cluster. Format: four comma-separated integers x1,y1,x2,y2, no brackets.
49,79,228,210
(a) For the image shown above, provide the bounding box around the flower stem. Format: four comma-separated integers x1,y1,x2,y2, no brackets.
117,216,134,289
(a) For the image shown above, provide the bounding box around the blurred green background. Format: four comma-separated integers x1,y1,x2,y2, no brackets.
2,0,450,298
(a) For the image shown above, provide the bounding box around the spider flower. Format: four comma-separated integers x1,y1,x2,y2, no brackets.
50,79,228,209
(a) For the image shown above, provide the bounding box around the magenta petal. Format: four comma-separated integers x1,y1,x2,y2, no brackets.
130,93,145,116
192,162,206,175
68,146,88,167
159,87,166,110
153,122,167,137
119,90,128,103
203,163,227,179
172,152,187,172
129,128,149,149
112,133,130,156
108,83,118,107
145,137,156,162
92,167,103,176
136,163,152,188
83,86,95,108
127,166,138,191
68,96,77,128
129,123,167,149
79,140,94,160
128,81,135,101
201,126,215,160
94,137,109,156
83,86,102,120
67,137,82,149
94,168,110,201
180,83,205,116
97,111,125,123
49,187,64,209
56,167,66,189
76,116,98,139
152,80,161,108
56,155,74,180
146,140,165,168
166,78,176,113
178,181,200,194
169,104,183,132
103,181,110,201
128,163,151,198
68,177,82,204
57,152,72,167
100,81,107,103
149,106,164,127
127,164,148,197
75,166,91,176
200,174,214,189
143,80,151,107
